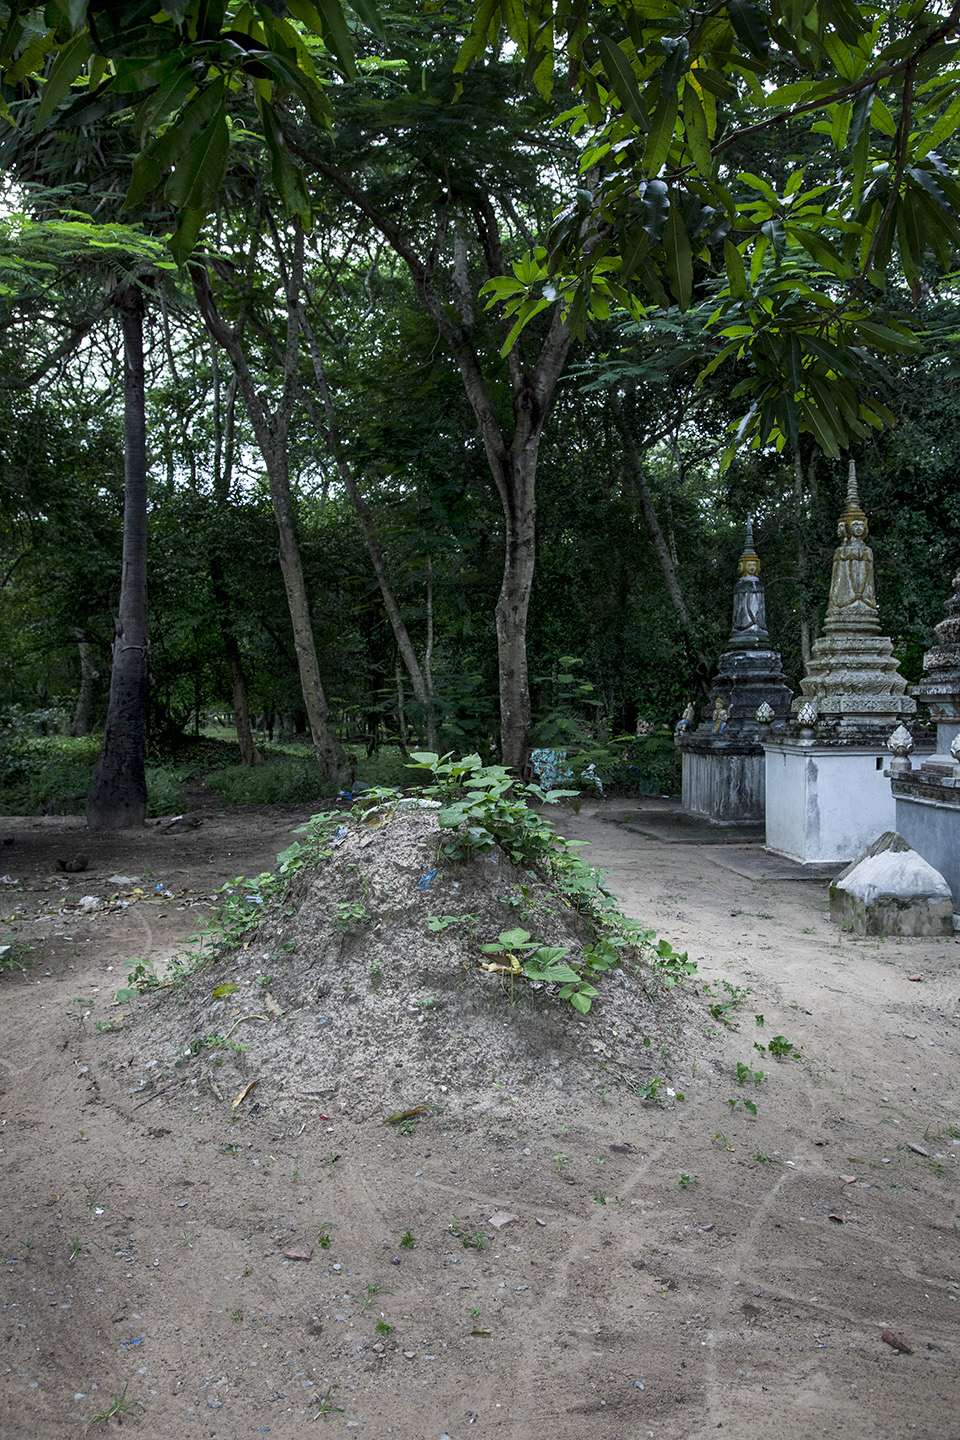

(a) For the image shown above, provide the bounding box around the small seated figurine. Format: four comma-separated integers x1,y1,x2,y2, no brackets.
711,698,729,736
674,701,696,736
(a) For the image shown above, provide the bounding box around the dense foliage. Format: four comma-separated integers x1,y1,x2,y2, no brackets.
0,2,959,810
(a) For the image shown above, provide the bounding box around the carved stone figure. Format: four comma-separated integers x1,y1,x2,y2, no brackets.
729,517,768,641
674,701,696,736
711,699,729,735
826,514,877,627
795,462,913,735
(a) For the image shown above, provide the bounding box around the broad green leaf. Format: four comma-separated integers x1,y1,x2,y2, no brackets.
806,373,847,439
851,320,917,354
800,396,841,457
663,205,692,311
149,78,224,168
258,97,311,223
168,206,206,267
123,153,162,208
639,178,669,243
643,88,678,175
847,83,875,150
164,108,229,209
619,223,650,281
869,95,897,136
728,0,770,58
915,89,960,159
7,29,56,84
659,34,689,94
33,28,89,130
723,237,747,298
133,59,196,138
738,171,779,204
596,34,649,131
306,0,355,70
682,80,712,176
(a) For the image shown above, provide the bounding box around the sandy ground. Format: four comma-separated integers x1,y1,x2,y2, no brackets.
0,796,958,1440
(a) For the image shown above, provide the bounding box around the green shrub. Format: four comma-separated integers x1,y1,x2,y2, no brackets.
205,756,335,806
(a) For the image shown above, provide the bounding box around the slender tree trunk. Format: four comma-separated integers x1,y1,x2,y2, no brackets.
86,285,149,828
192,253,352,789
395,655,410,753
298,314,438,751
612,395,712,686
222,630,261,765
69,635,98,738
267,444,351,784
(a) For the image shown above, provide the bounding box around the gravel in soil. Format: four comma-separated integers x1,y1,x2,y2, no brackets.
0,798,958,1439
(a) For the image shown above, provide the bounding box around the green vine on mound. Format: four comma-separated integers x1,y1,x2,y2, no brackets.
112,756,695,1019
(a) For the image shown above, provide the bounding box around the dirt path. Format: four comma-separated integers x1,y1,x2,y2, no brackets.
0,799,958,1439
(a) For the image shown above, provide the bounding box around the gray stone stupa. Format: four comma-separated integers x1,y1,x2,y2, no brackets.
677,518,792,824
794,462,914,737
763,465,920,865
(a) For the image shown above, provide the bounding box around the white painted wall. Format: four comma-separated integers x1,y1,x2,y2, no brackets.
763,742,896,864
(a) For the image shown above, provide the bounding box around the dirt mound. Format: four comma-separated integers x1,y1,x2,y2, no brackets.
119,806,689,1122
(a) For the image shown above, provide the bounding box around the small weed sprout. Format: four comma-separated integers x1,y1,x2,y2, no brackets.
312,1384,345,1418
399,1229,415,1249
316,1226,332,1250
375,1318,394,1335
87,1381,141,1427
461,1230,486,1251
83,1179,111,1217
679,1173,694,1189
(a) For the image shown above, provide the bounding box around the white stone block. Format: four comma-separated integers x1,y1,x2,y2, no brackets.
829,831,953,936
763,741,896,864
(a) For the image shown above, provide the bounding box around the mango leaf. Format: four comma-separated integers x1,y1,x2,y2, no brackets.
148,78,224,169
132,57,196,139
723,237,747,298
168,205,206,267
682,80,712,176
164,106,228,210
643,87,678,175
800,392,842,457
663,205,692,310
728,0,770,58
310,0,357,78
596,34,649,131
33,28,89,130
659,34,689,94
635,179,668,245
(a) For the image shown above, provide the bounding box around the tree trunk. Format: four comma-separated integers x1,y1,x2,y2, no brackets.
298,315,438,751
267,448,351,785
489,439,538,767
86,285,149,828
612,395,712,687
192,254,352,789
222,622,262,766
69,635,98,738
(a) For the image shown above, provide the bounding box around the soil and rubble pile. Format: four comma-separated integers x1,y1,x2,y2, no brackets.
119,806,688,1121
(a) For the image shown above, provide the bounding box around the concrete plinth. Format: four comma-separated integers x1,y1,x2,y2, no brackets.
681,742,764,824
829,830,953,936
763,741,897,864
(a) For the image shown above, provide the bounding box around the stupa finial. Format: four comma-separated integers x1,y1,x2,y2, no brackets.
840,458,868,535
738,514,760,578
